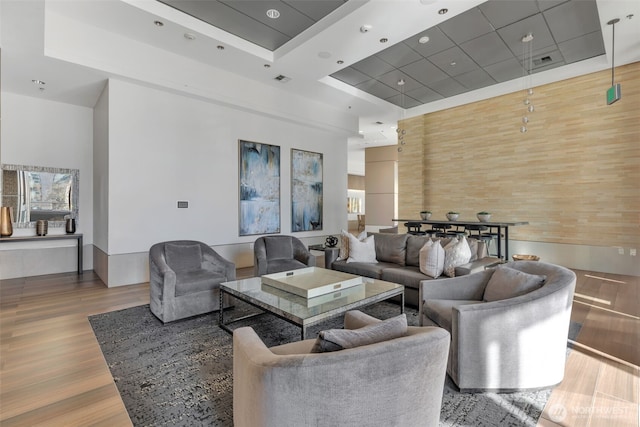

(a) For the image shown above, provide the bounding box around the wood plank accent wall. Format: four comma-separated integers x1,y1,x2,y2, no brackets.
398,62,640,247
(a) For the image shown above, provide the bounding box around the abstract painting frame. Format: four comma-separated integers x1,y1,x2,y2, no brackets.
291,148,323,232
238,140,281,236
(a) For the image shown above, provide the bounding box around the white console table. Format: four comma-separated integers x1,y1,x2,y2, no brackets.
0,233,83,274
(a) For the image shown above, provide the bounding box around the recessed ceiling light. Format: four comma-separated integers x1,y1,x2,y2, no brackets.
32,79,46,85
419,36,430,44
360,25,372,33
154,20,164,27
266,9,280,19
438,8,448,15
184,33,196,40
379,38,388,43
450,61,456,66
337,60,344,65
521,33,534,43
217,45,225,50
264,64,271,68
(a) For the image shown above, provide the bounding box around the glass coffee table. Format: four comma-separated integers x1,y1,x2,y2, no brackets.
219,273,404,340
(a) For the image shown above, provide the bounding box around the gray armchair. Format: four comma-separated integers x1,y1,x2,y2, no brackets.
419,261,576,392
149,240,236,323
253,235,314,276
233,310,450,427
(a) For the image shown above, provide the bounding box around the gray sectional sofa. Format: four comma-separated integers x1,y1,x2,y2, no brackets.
325,233,499,306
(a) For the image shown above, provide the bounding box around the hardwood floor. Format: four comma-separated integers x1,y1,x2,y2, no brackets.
0,268,637,426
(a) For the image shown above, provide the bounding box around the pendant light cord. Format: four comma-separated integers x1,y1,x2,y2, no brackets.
608,18,620,86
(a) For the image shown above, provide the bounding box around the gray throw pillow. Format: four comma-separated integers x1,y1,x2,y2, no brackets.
310,313,408,353
483,266,547,302
406,235,432,267
373,233,408,266
165,243,202,271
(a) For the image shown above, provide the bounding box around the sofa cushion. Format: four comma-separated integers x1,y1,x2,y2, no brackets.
264,236,293,260
443,237,472,277
406,235,431,267
310,313,408,353
174,269,226,296
347,234,377,263
335,260,394,279
372,233,408,266
423,299,482,332
483,266,546,302
419,239,445,278
165,243,202,271
381,266,431,290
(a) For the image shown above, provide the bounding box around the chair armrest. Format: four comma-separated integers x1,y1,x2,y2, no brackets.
253,238,267,276
292,238,313,266
149,246,177,298
233,326,282,427
324,247,340,269
202,248,236,281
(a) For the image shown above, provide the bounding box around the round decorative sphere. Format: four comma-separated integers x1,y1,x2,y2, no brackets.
325,236,338,247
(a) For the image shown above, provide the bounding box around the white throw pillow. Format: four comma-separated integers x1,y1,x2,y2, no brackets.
443,237,472,277
347,234,377,263
338,230,367,260
419,240,445,278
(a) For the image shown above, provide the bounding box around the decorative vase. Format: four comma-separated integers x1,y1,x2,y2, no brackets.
446,212,459,221
477,213,492,222
36,220,48,236
66,218,76,234
420,211,431,220
1,207,13,237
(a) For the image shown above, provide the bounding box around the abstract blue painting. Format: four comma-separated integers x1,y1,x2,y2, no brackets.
291,149,323,232
239,140,280,236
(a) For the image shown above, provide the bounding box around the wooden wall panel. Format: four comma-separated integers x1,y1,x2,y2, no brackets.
398,62,640,247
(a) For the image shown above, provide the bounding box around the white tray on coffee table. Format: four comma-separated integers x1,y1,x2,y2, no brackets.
261,267,363,298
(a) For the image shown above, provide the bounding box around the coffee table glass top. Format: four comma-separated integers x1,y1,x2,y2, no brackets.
220,275,403,325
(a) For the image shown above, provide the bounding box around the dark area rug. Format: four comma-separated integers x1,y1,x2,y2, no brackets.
90,302,577,427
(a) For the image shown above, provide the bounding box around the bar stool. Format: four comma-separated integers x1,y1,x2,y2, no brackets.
465,224,492,246
430,223,452,238
444,225,466,239
481,226,502,257
404,222,426,236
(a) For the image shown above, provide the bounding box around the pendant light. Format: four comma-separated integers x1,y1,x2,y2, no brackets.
520,33,534,133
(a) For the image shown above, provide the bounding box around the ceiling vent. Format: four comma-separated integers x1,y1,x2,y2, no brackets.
533,55,553,67
274,74,291,83
530,50,563,70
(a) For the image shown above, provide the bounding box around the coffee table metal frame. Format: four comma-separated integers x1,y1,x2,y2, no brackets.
219,276,404,340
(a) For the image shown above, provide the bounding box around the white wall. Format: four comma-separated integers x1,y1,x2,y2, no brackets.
98,79,348,285
0,92,95,278
1,80,350,282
